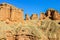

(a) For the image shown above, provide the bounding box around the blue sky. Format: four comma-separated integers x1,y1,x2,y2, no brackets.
0,0,60,16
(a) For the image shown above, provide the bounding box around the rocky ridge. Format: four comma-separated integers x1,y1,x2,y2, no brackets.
0,3,60,40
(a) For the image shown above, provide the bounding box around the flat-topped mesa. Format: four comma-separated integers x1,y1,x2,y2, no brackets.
30,14,38,20
39,13,46,20
25,14,30,20
0,3,24,22
45,9,60,20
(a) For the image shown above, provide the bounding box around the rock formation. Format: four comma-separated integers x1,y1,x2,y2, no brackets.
30,14,38,20
52,10,60,20
10,7,23,22
0,3,10,21
0,3,24,22
39,13,46,20
25,14,30,20
0,3,60,22
45,9,60,20
5,31,15,40
0,3,60,40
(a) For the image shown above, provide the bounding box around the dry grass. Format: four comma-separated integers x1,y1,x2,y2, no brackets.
0,20,60,40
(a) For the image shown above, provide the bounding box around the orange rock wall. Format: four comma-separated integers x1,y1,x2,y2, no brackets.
30,14,38,20
0,3,24,22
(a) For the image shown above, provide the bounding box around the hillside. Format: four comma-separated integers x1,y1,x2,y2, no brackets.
0,3,60,40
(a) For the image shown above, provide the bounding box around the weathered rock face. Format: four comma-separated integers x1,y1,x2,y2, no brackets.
30,14,38,20
39,13,46,20
5,31,15,40
0,3,10,21
0,3,24,22
10,7,23,22
53,11,60,20
45,9,60,20
25,14,30,20
0,3,60,22
45,10,51,18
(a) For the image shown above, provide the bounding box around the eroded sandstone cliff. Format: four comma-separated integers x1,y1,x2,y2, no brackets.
0,3,60,40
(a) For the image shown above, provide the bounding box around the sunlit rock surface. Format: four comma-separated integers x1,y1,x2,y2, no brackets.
0,3,60,40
